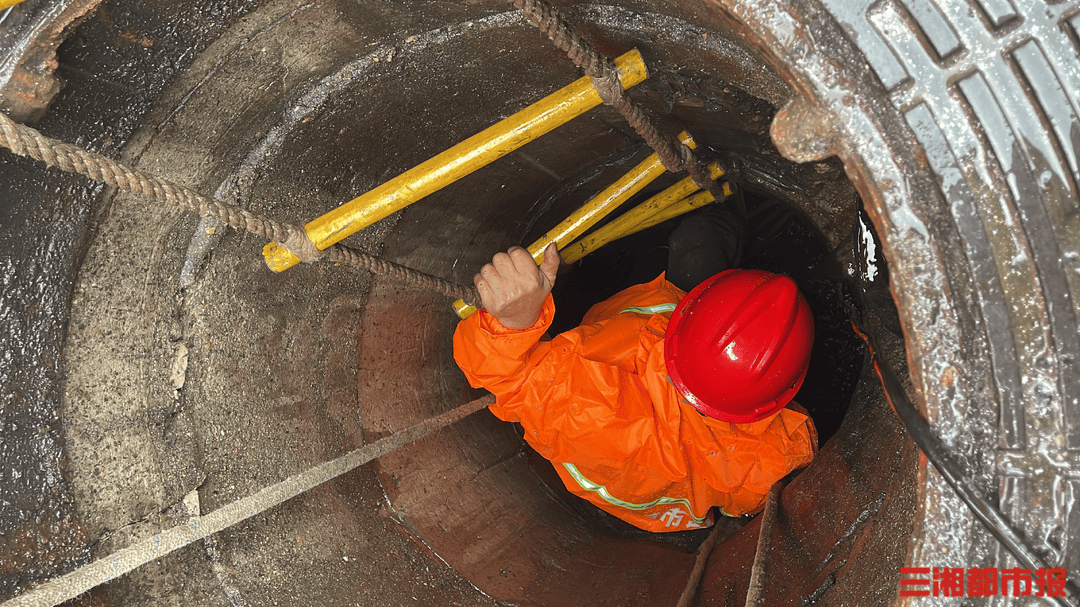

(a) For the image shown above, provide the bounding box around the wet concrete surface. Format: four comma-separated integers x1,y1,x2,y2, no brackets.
0,0,104,124
52,0,522,603
2,0,915,605
0,156,98,599
1,0,268,595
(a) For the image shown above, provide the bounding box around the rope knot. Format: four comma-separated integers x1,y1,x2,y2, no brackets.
280,227,326,263
589,69,624,107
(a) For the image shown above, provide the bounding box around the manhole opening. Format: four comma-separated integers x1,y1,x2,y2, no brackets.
19,0,917,602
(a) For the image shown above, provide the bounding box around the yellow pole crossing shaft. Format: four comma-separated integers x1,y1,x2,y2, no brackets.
523,131,695,263
630,184,732,234
560,164,728,263
563,185,733,264
264,49,649,272
452,133,693,319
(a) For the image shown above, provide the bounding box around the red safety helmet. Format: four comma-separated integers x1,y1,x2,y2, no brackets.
664,269,814,423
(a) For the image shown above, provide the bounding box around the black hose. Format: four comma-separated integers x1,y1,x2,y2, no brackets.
853,318,1079,607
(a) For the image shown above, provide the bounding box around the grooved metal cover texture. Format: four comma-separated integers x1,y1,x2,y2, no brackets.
815,0,1080,595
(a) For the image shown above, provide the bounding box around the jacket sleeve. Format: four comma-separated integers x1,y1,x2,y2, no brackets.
452,294,555,404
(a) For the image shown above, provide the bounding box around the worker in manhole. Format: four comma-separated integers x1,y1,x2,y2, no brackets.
453,204,817,532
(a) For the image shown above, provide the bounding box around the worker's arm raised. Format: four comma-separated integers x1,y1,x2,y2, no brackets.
474,243,559,330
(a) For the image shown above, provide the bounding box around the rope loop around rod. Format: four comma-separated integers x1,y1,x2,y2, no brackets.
509,0,727,187
0,110,478,302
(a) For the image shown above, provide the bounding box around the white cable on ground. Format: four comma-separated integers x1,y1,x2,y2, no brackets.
2,394,495,607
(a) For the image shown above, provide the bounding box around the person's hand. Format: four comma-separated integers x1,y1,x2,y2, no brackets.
474,243,560,329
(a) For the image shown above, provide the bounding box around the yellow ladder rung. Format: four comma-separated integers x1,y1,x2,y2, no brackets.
523,131,695,263
631,184,732,234
561,165,727,264
452,134,693,320
264,49,649,272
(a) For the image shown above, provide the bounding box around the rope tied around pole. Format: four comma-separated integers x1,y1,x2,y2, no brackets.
278,226,328,263
509,0,728,202
0,110,480,303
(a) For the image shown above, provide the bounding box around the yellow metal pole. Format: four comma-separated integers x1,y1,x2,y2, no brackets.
452,133,692,319
0,0,26,9
560,164,725,263
523,131,695,263
562,182,732,263
562,192,714,264
452,298,481,319
264,49,649,272
631,183,732,232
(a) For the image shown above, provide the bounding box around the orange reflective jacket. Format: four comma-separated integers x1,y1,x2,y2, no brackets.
453,273,818,532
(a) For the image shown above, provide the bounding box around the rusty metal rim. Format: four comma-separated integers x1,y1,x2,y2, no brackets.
723,0,1080,593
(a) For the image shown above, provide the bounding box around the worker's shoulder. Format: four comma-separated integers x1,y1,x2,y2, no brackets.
581,273,686,324
696,404,815,444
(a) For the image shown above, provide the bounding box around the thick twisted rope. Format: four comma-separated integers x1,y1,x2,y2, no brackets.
510,0,727,201
2,3,718,305
0,111,479,303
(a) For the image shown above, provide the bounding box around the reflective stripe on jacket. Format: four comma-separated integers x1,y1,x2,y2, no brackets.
452,273,818,532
